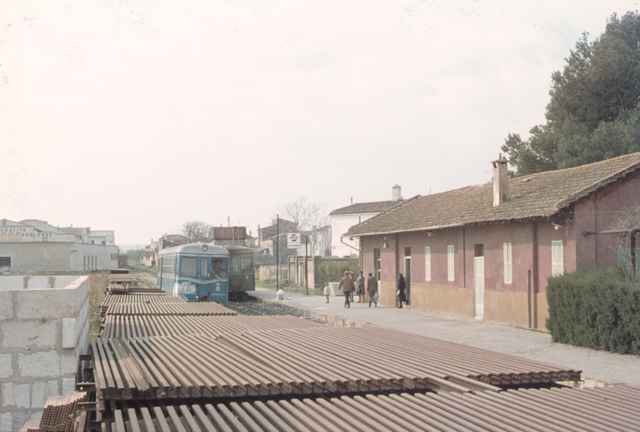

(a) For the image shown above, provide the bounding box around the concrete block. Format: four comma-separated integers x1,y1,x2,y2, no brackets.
1,320,57,349
1,382,29,408
21,413,42,432
62,318,77,349
0,292,13,321
47,379,59,397
62,377,75,394
15,288,85,320
0,354,12,379
14,383,30,408
0,413,13,432
13,411,30,432
61,350,77,375
18,351,60,378
31,381,47,408
1,383,14,407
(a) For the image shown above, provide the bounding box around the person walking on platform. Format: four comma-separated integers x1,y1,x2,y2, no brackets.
367,273,378,308
396,273,406,308
356,271,365,303
339,271,355,308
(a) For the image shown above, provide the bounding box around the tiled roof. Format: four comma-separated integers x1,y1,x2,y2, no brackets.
348,152,640,236
330,200,401,216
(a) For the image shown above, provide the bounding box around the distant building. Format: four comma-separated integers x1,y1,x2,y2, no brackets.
258,218,298,259
329,185,403,257
209,226,256,248
295,225,332,257
0,219,118,273
142,234,189,269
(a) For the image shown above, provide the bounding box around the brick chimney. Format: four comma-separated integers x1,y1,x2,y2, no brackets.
492,156,509,206
392,184,402,201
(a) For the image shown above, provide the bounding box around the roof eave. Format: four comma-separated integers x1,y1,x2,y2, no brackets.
554,160,640,210
349,214,554,238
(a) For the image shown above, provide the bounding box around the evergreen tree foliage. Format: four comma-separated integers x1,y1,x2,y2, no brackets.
504,12,640,174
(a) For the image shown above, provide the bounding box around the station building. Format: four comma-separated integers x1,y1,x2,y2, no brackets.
348,153,640,330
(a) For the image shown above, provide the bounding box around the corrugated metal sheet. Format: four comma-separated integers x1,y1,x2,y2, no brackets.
101,315,323,339
91,326,579,407
106,385,640,432
91,332,480,404
104,302,237,316
102,293,185,308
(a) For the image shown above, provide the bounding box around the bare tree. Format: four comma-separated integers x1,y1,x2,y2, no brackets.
282,197,327,230
182,221,211,242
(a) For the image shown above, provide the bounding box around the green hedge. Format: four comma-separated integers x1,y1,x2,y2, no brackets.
314,258,359,289
547,268,640,354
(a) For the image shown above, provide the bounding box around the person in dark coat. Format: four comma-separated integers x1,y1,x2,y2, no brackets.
356,271,365,303
396,273,406,308
367,273,378,308
339,271,355,308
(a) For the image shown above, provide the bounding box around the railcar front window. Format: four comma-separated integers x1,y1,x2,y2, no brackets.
208,258,228,280
181,257,198,277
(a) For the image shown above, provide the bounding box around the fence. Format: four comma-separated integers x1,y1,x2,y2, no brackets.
256,257,359,294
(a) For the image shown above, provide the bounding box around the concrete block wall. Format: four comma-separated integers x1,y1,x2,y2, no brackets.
0,276,89,432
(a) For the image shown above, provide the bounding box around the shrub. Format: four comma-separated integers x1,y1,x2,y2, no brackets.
547,268,640,354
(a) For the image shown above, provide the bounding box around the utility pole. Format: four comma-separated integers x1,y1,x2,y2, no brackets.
276,214,280,291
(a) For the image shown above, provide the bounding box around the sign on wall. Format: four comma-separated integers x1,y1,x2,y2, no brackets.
287,233,301,248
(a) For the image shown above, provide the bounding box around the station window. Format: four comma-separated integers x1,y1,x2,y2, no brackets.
424,246,431,282
503,242,513,284
447,245,455,282
551,240,564,276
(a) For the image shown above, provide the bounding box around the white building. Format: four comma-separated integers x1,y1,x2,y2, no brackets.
329,185,403,257
0,219,118,273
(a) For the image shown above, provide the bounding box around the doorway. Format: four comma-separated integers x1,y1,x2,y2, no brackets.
473,244,485,320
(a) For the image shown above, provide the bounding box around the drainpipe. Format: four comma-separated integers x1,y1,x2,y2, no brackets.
395,234,400,279
531,222,539,329
340,234,360,254
462,227,466,289
631,229,639,276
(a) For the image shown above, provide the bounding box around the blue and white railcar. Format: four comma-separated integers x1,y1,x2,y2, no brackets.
158,243,230,302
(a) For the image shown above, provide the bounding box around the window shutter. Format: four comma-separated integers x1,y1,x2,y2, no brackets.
503,242,513,284
551,240,564,276
447,245,455,282
424,246,431,282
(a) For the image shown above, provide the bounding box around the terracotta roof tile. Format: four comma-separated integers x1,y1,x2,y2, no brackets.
349,152,640,236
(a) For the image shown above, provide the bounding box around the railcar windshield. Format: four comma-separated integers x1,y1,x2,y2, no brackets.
206,257,228,281
180,256,198,277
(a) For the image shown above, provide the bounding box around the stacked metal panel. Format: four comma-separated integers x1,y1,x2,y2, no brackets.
102,293,185,307
101,315,323,339
91,326,581,407
104,302,237,316
91,333,478,404
106,385,640,432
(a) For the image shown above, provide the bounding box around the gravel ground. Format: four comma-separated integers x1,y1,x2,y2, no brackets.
226,292,309,316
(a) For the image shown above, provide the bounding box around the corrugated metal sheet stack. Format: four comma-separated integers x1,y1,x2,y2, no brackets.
101,314,323,339
103,302,237,316
105,385,640,432
21,392,86,432
82,290,640,431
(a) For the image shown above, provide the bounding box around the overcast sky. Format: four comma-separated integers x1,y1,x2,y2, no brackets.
2,0,640,245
